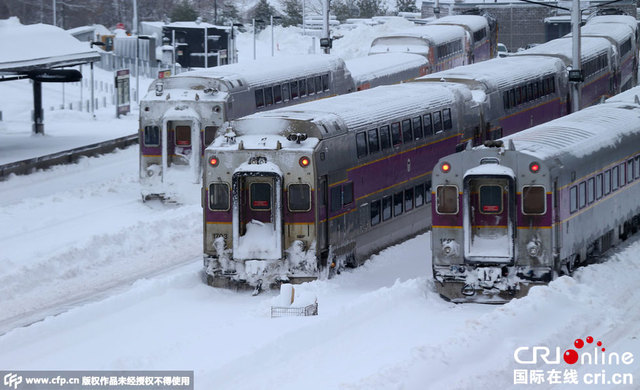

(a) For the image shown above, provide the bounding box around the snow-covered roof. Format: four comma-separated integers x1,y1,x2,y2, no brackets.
346,53,428,85
428,15,488,32
0,20,101,73
164,21,231,30
514,36,612,65
587,15,637,33
372,25,465,44
415,55,565,91
567,23,633,45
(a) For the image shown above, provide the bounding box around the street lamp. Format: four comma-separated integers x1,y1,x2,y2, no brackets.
136,34,151,105
271,16,282,57
230,23,243,64
253,19,264,60
90,41,105,119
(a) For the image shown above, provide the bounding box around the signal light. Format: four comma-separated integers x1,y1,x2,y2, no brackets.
441,162,451,173
530,162,540,173
299,156,310,167
209,156,219,167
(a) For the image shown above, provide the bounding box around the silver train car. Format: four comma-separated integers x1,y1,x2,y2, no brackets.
431,87,640,303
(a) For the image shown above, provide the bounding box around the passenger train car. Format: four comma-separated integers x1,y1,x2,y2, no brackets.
430,87,640,303
202,14,638,291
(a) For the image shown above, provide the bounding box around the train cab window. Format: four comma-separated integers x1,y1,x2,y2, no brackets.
393,191,404,216
368,129,380,153
330,186,342,212
274,85,283,103
479,185,502,214
628,159,634,183
604,169,611,195
356,132,368,158
204,126,218,146
307,77,315,95
596,173,603,200
405,187,414,211
299,79,307,97
288,184,311,212
290,80,299,99
578,182,586,209
144,125,160,146
264,87,274,106
412,116,423,140
282,83,290,102
433,111,443,133
379,125,391,150
620,163,626,187
315,76,322,93
612,166,619,190
587,178,595,204
423,114,433,136
250,183,271,210
255,89,265,108
503,91,510,109
570,186,578,213
443,108,452,130
209,183,230,211
402,119,413,143
382,195,392,221
436,185,458,214
322,74,329,91
522,186,546,214
371,200,381,226
391,122,402,146
175,126,191,146
343,182,354,206
415,183,425,207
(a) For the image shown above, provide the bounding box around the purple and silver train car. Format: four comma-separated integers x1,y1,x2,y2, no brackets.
431,87,640,302
427,15,495,63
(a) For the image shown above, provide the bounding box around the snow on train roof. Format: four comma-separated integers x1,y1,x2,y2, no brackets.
346,53,427,85
171,55,346,89
428,15,488,31
232,82,468,138
567,23,633,44
515,36,612,64
501,98,640,160
372,25,465,44
604,87,640,104
587,15,637,32
415,55,564,91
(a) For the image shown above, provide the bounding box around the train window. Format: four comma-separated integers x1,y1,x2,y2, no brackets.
405,187,414,211
425,180,432,203
255,89,265,108
522,186,545,215
503,91,510,110
540,80,547,96
570,186,578,213
515,87,522,105
394,191,403,216
423,114,433,136
415,183,425,207
290,80,299,99
307,77,315,95
550,77,555,93
330,186,342,212
315,76,322,93
209,183,230,211
274,85,282,103
587,178,595,204
443,108,452,130
368,129,380,153
612,166,619,190
144,125,160,146
379,195,391,221
578,182,586,209
371,200,381,226
380,125,391,150
619,163,626,187
250,183,271,210
520,86,528,103
433,111,443,133
288,184,311,212
175,126,191,146
479,185,502,214
402,119,413,143
282,83,290,102
356,132,368,158
391,122,402,146
299,79,306,97
528,84,534,102
533,82,539,99
322,74,329,91
204,126,218,146
604,169,611,195
436,185,458,214
596,173,603,200
635,156,640,179
343,182,354,206
627,159,634,183
412,116,423,140
509,89,516,108
264,87,273,106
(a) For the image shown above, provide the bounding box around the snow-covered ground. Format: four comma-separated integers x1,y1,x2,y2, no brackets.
1,17,640,390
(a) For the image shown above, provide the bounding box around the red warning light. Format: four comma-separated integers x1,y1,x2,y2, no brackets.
530,162,540,173
299,156,310,167
441,162,451,173
209,156,219,167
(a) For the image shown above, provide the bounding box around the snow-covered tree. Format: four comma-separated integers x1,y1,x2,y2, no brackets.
356,0,387,18
170,0,199,22
280,0,303,27
252,0,276,23
396,0,418,13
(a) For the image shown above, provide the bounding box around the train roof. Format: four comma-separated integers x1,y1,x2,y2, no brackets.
229,82,470,139
587,15,638,32
346,53,428,85
498,98,640,160
427,15,488,31
515,36,612,64
414,55,565,91
371,25,465,44
566,23,633,44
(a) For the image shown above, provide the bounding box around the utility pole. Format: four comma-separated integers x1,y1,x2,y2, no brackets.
570,0,582,112
322,0,330,54
52,0,56,26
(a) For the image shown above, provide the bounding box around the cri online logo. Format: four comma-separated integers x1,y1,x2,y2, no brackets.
514,336,634,366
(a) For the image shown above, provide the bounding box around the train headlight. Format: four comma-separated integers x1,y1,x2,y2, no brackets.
442,239,459,257
299,156,310,167
527,240,542,257
441,162,451,173
209,156,219,167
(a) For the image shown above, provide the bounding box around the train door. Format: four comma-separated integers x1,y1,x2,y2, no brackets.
463,174,515,263
231,171,283,260
162,118,201,183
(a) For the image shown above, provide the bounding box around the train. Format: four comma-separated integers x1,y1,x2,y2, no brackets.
430,86,640,303
201,14,638,291
138,15,497,201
